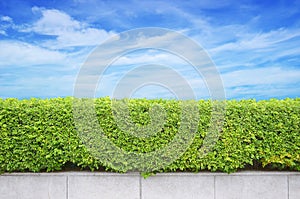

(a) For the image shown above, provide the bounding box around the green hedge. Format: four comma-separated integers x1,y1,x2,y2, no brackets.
0,97,299,175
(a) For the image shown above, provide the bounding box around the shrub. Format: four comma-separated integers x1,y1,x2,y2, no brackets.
0,97,299,175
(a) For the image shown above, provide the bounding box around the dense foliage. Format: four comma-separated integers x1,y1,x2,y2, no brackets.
0,97,299,175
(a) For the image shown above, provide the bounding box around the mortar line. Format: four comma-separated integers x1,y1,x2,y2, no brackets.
214,175,216,199
287,175,289,199
66,175,69,199
139,174,142,199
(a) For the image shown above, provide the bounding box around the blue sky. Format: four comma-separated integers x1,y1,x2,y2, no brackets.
0,0,300,100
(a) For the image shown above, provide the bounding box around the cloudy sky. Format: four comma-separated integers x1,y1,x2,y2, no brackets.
1,0,300,100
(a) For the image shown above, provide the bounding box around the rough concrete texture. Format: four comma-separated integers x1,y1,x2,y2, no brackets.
0,172,299,199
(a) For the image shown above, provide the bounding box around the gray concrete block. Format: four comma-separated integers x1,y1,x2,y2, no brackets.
215,174,288,199
289,175,300,199
141,173,214,199
1,171,299,199
68,173,140,199
0,174,66,199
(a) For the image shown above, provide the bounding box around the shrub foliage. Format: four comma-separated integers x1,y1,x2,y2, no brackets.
0,97,299,174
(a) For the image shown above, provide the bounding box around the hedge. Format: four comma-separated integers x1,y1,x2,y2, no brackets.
0,97,299,176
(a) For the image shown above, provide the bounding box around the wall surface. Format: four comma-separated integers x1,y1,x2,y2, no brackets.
0,171,299,199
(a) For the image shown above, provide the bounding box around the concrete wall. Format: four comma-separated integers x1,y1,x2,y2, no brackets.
0,171,299,199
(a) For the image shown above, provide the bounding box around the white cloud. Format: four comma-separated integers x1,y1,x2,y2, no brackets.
2,2,299,100
84,29,215,75
222,66,300,98
93,61,211,99
0,40,67,66
0,16,13,23
178,13,300,77
142,8,300,99
112,50,188,67
0,30,7,36
75,29,223,99
223,67,300,86
23,7,115,49
210,27,300,54
31,7,81,35
0,16,14,36
0,74,76,98
206,27,300,74
169,6,300,75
